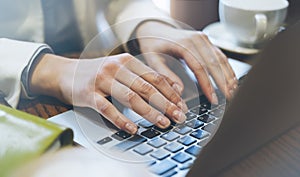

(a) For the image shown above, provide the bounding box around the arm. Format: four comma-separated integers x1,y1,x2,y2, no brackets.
106,0,179,51
0,38,52,107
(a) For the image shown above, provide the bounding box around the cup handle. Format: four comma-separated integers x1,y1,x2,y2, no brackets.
254,13,267,41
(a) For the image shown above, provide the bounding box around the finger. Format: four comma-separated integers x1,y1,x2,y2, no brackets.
199,33,238,96
214,46,238,89
122,57,188,112
174,42,218,104
110,81,185,127
143,53,184,94
193,33,235,99
93,94,138,134
114,68,187,123
203,36,238,89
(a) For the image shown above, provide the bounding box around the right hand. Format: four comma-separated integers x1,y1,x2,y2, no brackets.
30,53,187,134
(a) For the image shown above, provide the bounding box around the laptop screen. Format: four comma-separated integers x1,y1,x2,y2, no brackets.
188,21,300,177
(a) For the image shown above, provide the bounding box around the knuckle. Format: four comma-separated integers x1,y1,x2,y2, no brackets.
194,64,207,73
181,40,194,50
139,81,155,96
219,56,228,65
97,101,111,115
218,52,228,63
165,101,177,115
119,53,134,64
102,61,120,74
152,73,166,85
141,106,153,118
168,91,181,103
95,72,109,83
208,59,221,68
125,90,138,104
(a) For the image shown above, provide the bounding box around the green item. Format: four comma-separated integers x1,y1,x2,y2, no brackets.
0,104,73,177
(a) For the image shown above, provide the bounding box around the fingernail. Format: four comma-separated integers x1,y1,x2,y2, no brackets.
212,93,218,105
125,123,137,134
173,83,183,94
173,110,186,123
158,115,170,127
177,101,188,113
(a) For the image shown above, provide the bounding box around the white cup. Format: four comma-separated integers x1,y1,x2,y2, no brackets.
219,0,289,46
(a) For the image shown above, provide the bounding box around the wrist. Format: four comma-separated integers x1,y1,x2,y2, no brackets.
29,54,76,102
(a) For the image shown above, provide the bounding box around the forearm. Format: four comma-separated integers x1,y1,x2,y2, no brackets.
107,0,179,51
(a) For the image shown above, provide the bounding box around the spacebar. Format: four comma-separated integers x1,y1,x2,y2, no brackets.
114,135,147,151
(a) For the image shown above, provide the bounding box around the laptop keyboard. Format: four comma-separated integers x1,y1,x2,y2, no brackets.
96,94,226,177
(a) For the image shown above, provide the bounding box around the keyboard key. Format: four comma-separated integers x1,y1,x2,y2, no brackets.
164,142,184,153
185,145,201,156
161,131,180,141
112,130,132,141
172,152,192,163
200,102,212,110
149,159,177,175
190,106,208,115
198,114,214,123
173,125,192,135
114,135,146,151
179,161,193,170
186,119,204,129
138,119,154,128
154,125,173,132
178,136,197,146
163,169,177,177
150,149,171,160
147,160,156,166
190,129,209,139
218,104,226,110
213,118,222,125
185,112,197,121
198,138,209,147
202,123,216,133
141,129,160,139
208,109,224,118
97,137,112,145
133,144,153,155
148,138,167,148
218,97,226,105
189,107,199,114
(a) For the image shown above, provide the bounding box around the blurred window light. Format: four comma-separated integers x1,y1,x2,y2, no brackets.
152,0,170,14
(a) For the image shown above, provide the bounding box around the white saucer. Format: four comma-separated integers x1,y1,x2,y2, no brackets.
203,22,260,55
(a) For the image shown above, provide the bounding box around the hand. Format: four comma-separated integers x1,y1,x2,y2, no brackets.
136,21,238,104
30,53,188,134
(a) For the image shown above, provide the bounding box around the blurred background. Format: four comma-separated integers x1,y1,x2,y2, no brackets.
153,0,299,30
153,0,219,30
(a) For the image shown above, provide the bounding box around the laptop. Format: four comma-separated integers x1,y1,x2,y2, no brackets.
49,21,300,177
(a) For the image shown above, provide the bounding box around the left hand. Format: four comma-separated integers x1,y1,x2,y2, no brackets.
136,21,238,104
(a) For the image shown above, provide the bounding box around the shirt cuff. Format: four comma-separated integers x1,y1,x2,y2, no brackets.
21,47,53,99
